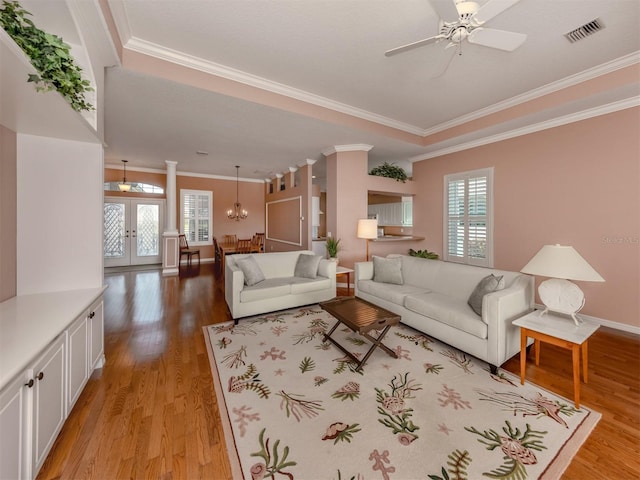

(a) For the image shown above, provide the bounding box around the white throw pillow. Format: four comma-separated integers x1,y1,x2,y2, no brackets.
467,274,505,316
373,256,404,285
294,253,322,279
235,255,266,286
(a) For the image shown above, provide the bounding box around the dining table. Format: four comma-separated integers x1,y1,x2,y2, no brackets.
218,239,261,278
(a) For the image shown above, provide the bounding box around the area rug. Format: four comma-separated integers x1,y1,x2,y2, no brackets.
204,305,600,480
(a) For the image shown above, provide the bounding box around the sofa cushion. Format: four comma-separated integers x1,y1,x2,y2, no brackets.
358,279,427,306
404,292,488,339
467,274,505,316
290,277,332,295
240,278,292,302
373,256,403,285
235,255,266,286
294,253,322,279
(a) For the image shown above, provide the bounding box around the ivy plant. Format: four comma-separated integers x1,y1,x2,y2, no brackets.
369,162,409,183
0,0,94,112
408,248,439,260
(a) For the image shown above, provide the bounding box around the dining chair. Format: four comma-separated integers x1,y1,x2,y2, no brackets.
251,234,264,253
236,238,253,254
255,232,265,252
179,234,200,267
223,234,237,244
212,236,221,268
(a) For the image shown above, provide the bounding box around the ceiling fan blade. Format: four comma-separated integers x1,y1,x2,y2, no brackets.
385,35,445,57
473,0,521,24
429,0,460,23
467,27,527,51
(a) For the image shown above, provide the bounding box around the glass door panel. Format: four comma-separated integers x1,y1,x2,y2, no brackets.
104,197,164,267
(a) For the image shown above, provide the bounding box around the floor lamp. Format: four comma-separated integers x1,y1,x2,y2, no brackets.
357,219,378,261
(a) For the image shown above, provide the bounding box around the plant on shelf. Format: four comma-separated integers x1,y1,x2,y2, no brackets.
326,237,341,260
369,162,408,183
408,248,439,260
0,0,94,112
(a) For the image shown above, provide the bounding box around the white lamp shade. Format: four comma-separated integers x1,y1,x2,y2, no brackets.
357,218,378,239
521,244,604,282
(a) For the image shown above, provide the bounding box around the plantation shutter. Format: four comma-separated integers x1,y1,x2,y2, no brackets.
181,190,212,245
444,168,493,267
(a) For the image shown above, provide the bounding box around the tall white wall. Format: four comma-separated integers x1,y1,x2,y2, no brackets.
17,133,103,294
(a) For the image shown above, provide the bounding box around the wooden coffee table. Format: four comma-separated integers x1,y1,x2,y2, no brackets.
319,296,401,371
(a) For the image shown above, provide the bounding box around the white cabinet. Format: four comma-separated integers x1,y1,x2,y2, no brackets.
402,201,413,226
0,289,105,480
369,203,405,226
67,314,88,411
88,300,104,371
30,335,66,475
0,375,28,480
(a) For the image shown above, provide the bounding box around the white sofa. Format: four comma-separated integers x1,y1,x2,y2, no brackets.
225,250,336,323
355,255,534,372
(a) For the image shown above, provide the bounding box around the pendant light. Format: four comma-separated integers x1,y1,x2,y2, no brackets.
227,165,248,221
118,159,131,192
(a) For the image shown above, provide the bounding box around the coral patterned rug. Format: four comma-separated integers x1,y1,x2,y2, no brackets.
204,305,600,480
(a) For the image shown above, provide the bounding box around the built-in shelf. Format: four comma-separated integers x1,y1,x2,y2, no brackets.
371,236,425,242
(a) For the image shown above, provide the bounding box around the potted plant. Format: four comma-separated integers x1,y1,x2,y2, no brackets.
408,248,439,260
369,162,408,183
326,237,341,263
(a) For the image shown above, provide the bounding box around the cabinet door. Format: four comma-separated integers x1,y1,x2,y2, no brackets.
0,375,28,480
67,313,89,411
31,334,66,474
88,299,104,371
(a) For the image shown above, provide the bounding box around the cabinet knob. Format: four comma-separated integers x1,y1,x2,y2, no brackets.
36,372,44,381
25,379,34,388
89,311,95,319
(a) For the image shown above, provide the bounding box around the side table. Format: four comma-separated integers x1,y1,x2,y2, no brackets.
513,310,599,408
336,266,354,296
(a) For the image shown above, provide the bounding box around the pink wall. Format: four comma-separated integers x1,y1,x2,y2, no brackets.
413,107,640,328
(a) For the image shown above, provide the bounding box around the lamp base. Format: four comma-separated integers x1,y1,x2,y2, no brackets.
538,278,586,326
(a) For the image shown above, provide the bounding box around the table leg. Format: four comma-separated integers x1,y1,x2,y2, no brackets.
582,341,589,383
534,339,541,366
346,271,351,296
572,343,580,408
520,329,527,385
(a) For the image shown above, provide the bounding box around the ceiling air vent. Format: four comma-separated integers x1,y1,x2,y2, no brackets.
565,18,605,43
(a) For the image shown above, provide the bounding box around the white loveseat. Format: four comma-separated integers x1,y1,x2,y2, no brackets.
355,255,534,372
225,250,336,323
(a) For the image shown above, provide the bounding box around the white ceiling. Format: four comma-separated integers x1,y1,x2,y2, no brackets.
17,1,640,181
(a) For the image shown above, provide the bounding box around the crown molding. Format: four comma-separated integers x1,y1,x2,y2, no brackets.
411,96,640,162
123,37,425,136
422,52,640,137
104,163,264,182
321,144,374,156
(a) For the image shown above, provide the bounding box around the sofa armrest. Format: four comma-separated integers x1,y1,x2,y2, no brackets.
225,263,246,318
483,274,534,365
318,258,337,279
355,261,373,281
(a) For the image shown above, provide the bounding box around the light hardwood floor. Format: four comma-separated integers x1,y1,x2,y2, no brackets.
37,263,640,479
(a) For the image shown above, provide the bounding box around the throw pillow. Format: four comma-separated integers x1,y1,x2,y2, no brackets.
373,256,404,285
235,255,266,286
294,253,322,279
468,274,505,316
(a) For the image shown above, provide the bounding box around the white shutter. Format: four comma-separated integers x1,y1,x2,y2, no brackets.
444,168,493,266
180,190,212,245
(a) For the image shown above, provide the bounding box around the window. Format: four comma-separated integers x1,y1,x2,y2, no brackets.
180,189,212,245
104,182,164,194
444,167,493,267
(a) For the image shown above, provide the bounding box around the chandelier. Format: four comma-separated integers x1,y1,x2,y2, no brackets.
227,165,248,221
118,159,131,192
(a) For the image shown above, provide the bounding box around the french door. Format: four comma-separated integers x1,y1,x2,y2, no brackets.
104,197,164,267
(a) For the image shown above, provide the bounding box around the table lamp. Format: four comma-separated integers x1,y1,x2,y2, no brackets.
520,244,604,325
357,218,378,261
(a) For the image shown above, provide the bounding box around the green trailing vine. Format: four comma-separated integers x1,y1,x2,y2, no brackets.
0,0,94,112
369,162,409,183
409,248,440,260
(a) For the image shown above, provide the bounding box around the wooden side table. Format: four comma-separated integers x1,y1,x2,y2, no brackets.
335,266,354,296
513,310,599,408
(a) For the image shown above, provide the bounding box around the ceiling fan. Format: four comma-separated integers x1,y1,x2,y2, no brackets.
385,0,527,57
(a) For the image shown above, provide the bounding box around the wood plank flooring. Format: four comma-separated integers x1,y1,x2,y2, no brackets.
37,264,640,479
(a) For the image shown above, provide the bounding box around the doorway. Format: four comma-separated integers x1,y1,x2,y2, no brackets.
104,197,165,267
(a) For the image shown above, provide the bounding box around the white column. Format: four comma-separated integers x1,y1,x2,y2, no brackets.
163,160,179,276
